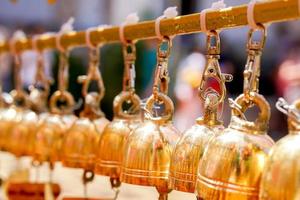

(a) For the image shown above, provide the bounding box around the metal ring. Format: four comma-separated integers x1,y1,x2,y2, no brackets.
232,92,270,125
113,91,140,119
206,30,220,55
144,92,174,123
49,90,75,114
247,25,266,50
157,36,172,58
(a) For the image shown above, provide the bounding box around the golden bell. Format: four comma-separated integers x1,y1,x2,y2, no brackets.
95,91,140,178
0,92,13,150
62,92,109,170
34,91,76,163
260,98,300,200
196,93,274,199
4,90,38,156
121,92,181,197
169,30,233,194
169,95,224,193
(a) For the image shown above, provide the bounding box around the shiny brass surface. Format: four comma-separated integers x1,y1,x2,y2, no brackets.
95,91,140,177
0,107,19,151
34,114,77,163
7,109,38,156
259,99,300,200
196,93,274,199
0,0,299,53
120,92,181,196
169,123,223,193
62,117,108,170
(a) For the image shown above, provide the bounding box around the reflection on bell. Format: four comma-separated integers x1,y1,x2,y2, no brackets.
260,98,300,200
196,93,274,199
34,91,76,163
62,92,109,170
95,91,140,178
169,94,223,193
121,92,181,197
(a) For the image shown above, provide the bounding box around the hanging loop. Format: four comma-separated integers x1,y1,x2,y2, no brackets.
78,28,105,104
247,25,266,51
206,31,220,56
122,42,136,92
243,26,266,100
32,35,51,93
152,37,172,99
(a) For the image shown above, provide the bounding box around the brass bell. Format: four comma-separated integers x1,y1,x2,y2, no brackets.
95,42,141,186
3,48,38,156
196,27,274,199
0,84,13,151
120,37,181,199
62,45,109,170
169,31,232,193
260,98,300,200
34,91,76,163
34,46,76,163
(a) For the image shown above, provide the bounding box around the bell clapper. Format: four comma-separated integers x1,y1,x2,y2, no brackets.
82,170,94,198
110,177,121,200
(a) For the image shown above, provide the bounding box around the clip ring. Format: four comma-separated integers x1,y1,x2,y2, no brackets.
247,25,266,50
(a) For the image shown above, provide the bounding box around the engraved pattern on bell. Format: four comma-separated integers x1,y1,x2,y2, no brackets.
120,120,181,193
95,91,141,178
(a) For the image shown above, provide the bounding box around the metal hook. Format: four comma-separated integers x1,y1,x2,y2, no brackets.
243,25,266,100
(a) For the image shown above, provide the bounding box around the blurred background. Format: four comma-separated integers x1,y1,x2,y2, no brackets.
1,0,300,199
1,0,300,150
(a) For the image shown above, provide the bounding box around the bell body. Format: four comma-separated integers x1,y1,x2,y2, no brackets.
95,117,140,178
7,109,38,156
62,117,109,170
169,119,223,193
196,116,274,200
121,120,180,193
0,107,18,151
260,132,300,200
34,114,76,163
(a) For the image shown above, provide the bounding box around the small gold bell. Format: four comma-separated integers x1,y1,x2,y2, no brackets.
62,45,109,170
34,91,76,163
95,42,140,186
259,98,300,200
0,91,13,151
196,27,274,200
34,47,76,163
196,93,274,199
121,37,181,199
3,49,38,156
169,31,232,193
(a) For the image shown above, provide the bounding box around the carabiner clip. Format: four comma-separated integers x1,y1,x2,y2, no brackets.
243,26,266,99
